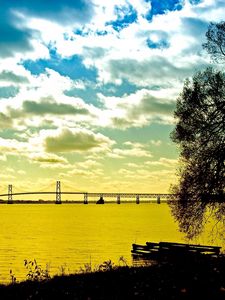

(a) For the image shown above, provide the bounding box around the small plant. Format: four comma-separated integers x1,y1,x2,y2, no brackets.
98,260,114,272
9,269,16,284
58,264,70,276
24,259,51,281
79,256,93,273
79,262,92,273
118,256,128,266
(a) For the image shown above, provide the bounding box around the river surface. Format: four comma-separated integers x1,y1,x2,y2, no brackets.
0,203,223,283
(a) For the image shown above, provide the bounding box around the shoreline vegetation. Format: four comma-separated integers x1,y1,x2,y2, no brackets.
0,255,225,299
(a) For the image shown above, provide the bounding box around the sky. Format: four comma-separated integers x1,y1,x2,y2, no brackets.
0,0,224,194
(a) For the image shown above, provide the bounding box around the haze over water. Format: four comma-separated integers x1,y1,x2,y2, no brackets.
0,203,223,283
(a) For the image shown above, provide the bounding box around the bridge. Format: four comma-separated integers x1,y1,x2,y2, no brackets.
0,181,175,204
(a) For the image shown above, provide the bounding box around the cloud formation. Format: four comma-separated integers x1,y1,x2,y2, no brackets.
0,70,29,83
0,0,94,58
0,113,12,129
31,153,68,164
98,88,176,128
22,98,89,116
0,85,19,99
109,142,152,158
44,128,114,153
0,0,224,191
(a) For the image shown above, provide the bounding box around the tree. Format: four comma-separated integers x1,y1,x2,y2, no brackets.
171,68,225,202
170,68,225,239
202,21,225,63
170,21,225,240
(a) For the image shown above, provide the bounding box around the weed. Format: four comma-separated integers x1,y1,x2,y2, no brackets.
9,269,16,284
58,264,70,276
118,256,128,266
79,262,92,273
24,259,51,281
98,260,114,272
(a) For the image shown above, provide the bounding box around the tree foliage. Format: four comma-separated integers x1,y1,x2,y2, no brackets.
169,199,225,240
170,21,225,240
170,68,225,239
203,21,225,63
171,68,225,202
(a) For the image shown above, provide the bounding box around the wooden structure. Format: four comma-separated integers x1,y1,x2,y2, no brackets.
131,241,221,259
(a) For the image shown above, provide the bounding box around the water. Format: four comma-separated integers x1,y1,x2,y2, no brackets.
0,204,222,283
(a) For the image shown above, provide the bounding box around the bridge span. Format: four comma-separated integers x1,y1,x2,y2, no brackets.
0,181,176,204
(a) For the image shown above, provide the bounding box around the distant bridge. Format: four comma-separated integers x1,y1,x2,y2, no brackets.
0,181,176,204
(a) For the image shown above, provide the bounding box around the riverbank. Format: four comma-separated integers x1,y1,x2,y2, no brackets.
0,255,224,299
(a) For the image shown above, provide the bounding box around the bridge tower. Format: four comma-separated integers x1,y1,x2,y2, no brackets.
157,195,161,204
117,194,121,204
84,193,88,204
136,194,140,204
8,184,13,204
55,181,62,204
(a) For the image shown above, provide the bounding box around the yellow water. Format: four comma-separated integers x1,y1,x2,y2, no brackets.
0,204,223,283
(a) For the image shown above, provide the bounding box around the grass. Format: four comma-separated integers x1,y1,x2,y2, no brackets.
0,255,225,299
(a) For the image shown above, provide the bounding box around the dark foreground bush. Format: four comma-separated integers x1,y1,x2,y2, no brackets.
0,255,225,300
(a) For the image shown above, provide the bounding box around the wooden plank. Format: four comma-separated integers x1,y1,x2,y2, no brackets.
133,242,221,257
158,242,220,254
132,244,150,251
146,242,160,248
159,241,221,250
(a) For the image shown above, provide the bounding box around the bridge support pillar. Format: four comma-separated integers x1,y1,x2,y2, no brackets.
55,181,62,204
136,195,140,204
117,194,121,204
8,184,13,204
84,193,88,204
157,196,161,204
96,194,104,204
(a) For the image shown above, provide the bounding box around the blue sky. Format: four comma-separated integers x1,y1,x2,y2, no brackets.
0,0,224,193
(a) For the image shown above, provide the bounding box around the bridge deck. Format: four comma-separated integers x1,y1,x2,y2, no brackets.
0,191,175,198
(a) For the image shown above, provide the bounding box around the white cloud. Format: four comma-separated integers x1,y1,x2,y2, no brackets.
125,162,139,168
76,159,102,169
96,88,176,128
18,170,26,175
109,141,152,158
146,158,178,167
62,167,104,179
2,0,223,83
43,0,215,87
30,153,68,164
149,140,162,146
0,154,7,161
0,173,16,180
31,127,115,153
0,137,28,154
